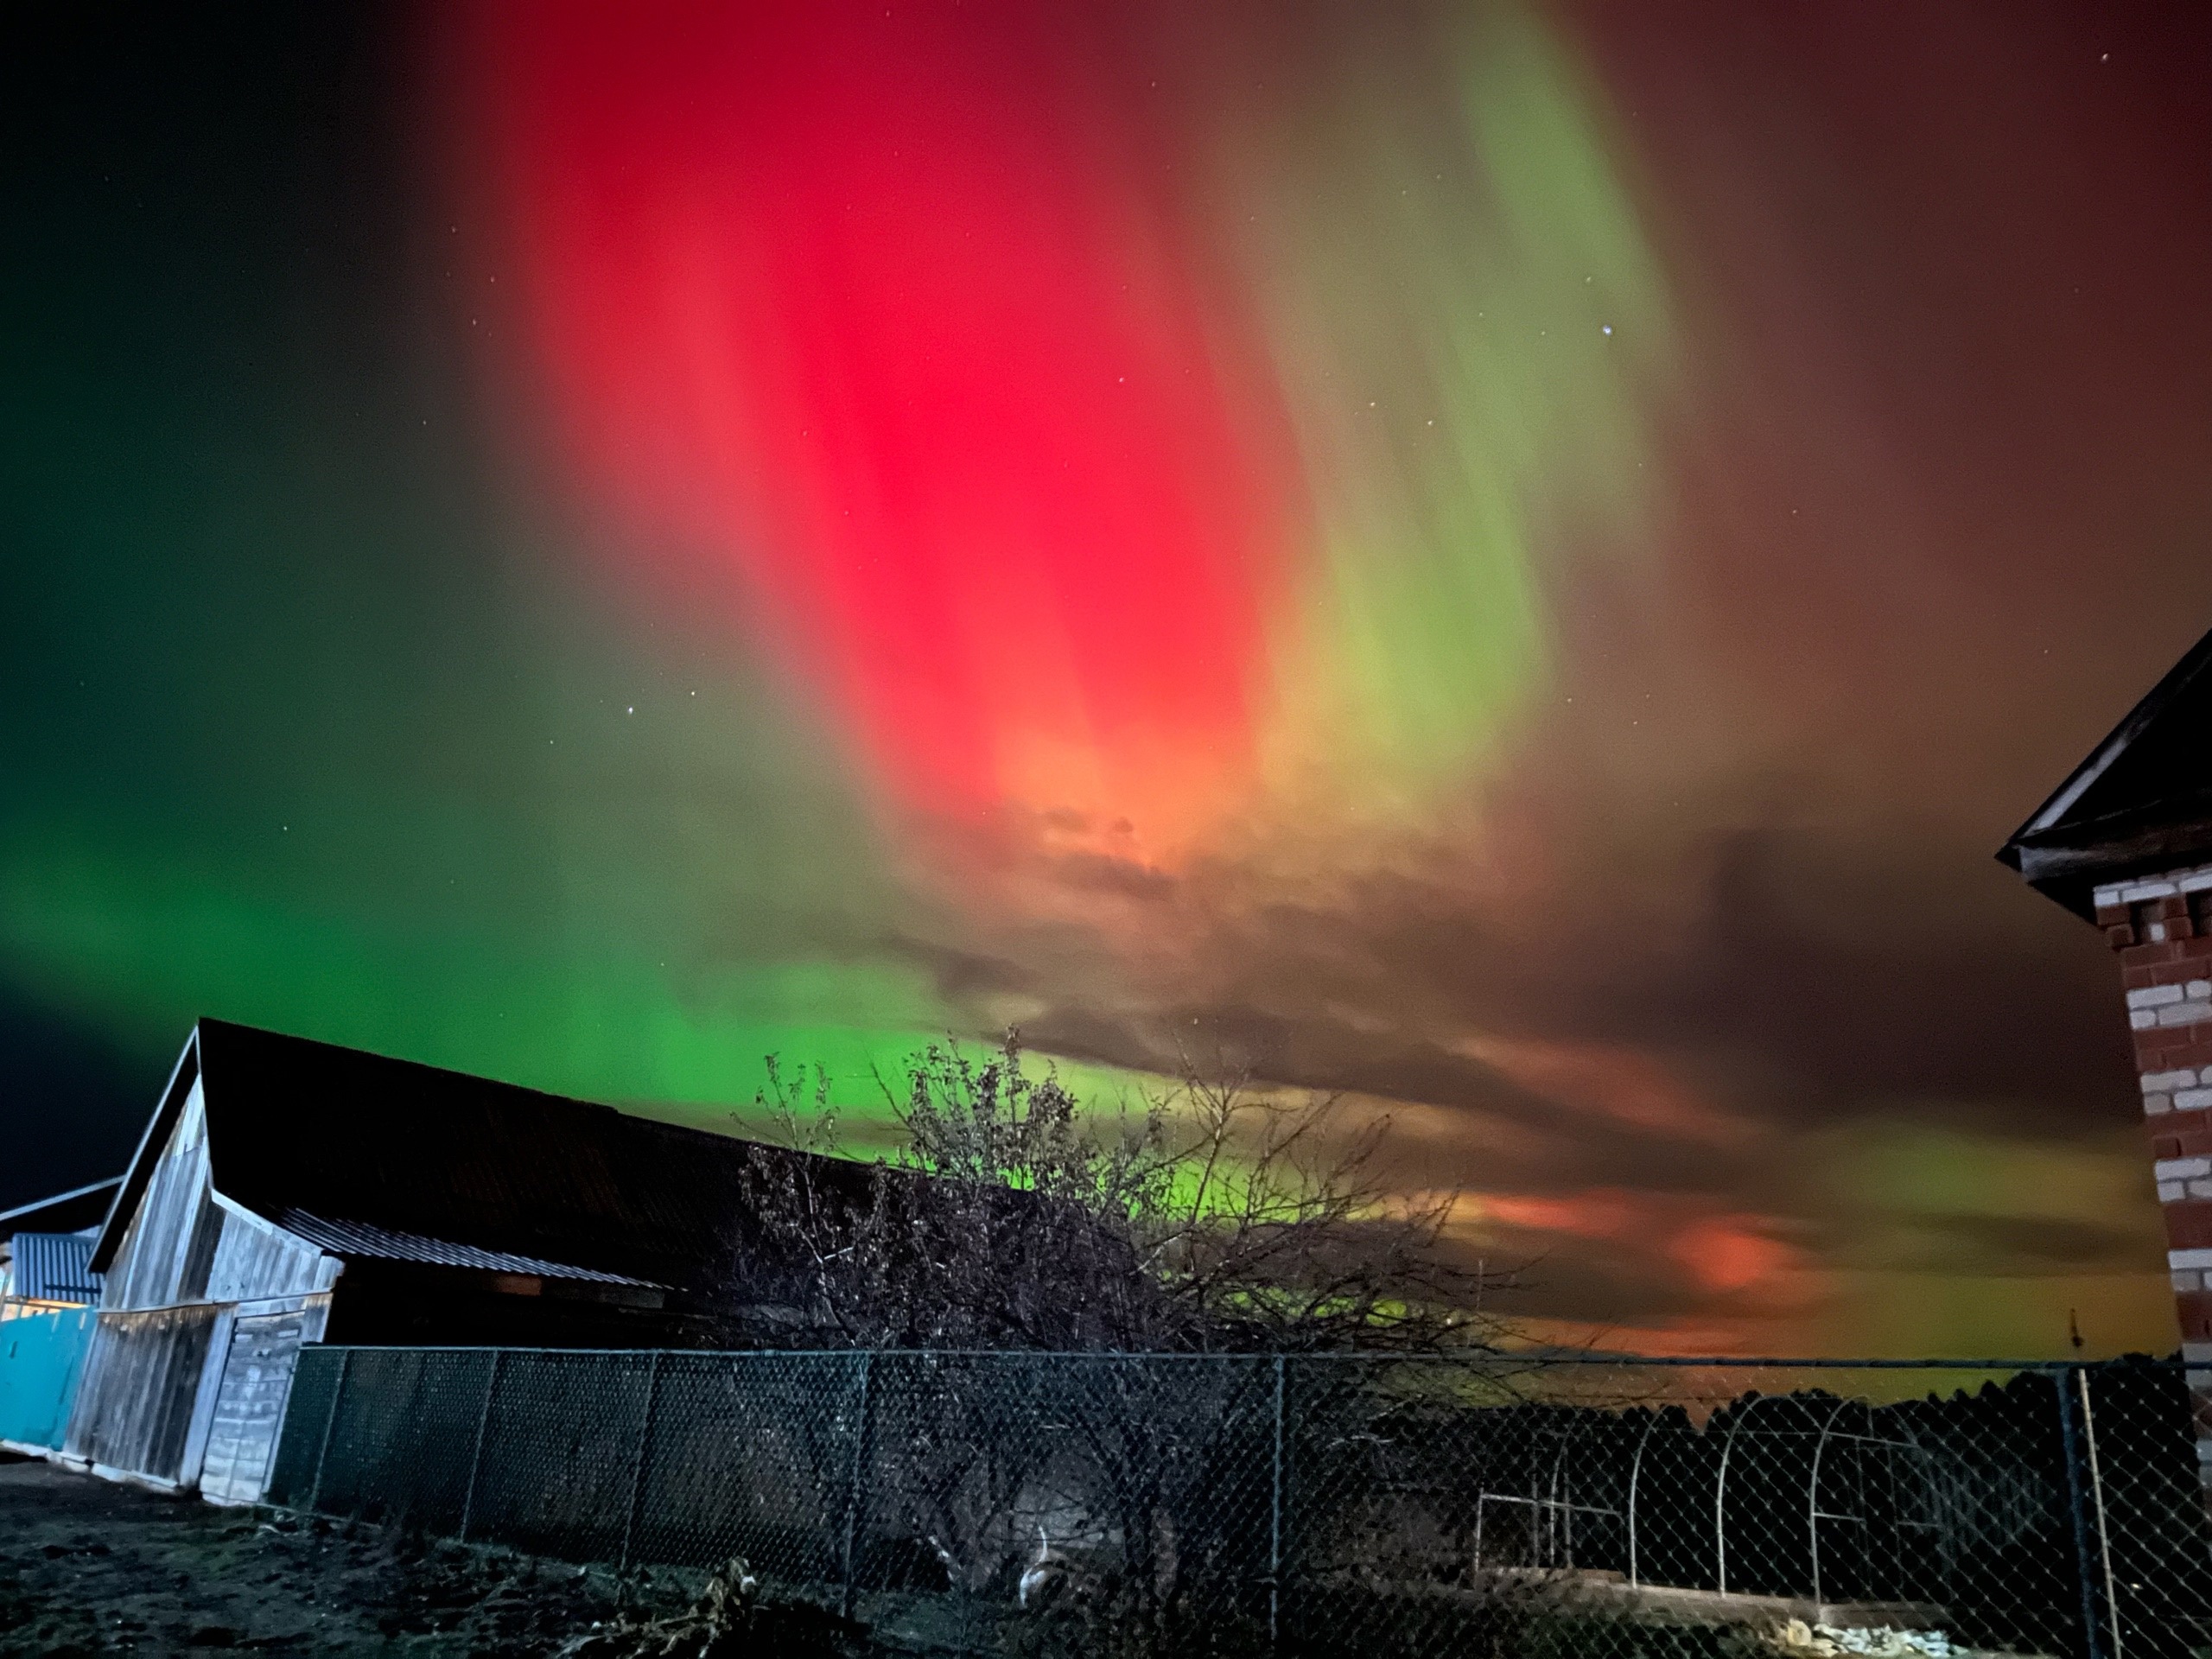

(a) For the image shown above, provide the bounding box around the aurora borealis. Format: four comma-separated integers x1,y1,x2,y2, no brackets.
465,3,1673,843
8,2,2212,1357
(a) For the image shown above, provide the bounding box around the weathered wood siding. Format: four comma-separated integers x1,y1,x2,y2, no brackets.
62,1303,226,1484
78,1058,346,1492
103,1081,340,1315
206,1201,339,1305
199,1299,328,1504
102,1079,221,1313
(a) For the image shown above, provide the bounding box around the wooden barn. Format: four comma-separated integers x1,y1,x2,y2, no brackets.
63,1019,849,1503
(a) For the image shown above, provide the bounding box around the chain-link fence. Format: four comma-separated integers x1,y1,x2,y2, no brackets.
266,1348,2212,1656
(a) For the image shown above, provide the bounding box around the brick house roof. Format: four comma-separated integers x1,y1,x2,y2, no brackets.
2000,625,2212,917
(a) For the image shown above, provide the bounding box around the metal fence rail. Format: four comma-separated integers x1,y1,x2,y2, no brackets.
267,1349,2212,1657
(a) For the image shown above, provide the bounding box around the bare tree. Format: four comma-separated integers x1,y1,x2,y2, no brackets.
717,1034,1509,1357
708,1038,1516,1627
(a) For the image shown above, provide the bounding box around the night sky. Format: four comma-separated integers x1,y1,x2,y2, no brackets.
7,3,2212,1357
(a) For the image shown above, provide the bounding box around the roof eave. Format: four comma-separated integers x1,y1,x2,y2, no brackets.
1998,625,2212,922
2001,800,2212,921
88,1026,203,1275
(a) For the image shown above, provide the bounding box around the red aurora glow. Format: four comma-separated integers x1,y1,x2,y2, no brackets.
470,4,1296,848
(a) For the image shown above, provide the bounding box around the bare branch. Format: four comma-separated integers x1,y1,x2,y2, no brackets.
711,1034,1516,1358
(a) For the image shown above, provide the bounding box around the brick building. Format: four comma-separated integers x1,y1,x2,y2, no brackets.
2001,625,2212,1478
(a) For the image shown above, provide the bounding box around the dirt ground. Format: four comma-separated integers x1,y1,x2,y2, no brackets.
0,1453,704,1657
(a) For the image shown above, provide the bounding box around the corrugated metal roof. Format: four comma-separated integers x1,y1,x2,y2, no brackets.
9,1231,102,1305
275,1211,660,1287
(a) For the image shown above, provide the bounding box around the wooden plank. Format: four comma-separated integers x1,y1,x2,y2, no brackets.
206,1200,337,1303
200,1307,315,1504
62,1305,223,1483
104,1081,218,1313
178,1306,235,1490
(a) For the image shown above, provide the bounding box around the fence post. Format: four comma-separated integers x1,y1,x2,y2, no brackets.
2055,1365,2111,1659
459,1350,504,1544
2076,1369,2126,1659
1268,1354,1287,1652
840,1351,876,1621
305,1347,352,1514
618,1352,664,1573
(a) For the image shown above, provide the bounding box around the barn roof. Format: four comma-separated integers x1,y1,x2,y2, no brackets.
1999,625,2212,918
91,1020,864,1295
272,1213,659,1286
7,1231,101,1305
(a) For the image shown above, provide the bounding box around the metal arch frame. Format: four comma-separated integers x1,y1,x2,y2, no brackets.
1806,1395,1862,1606
1470,1413,1626,1577
1713,1392,1782,1596
1877,1409,1954,1605
1484,1403,1800,1592
1543,1415,1573,1567
1624,1409,1662,1589
1707,1397,1885,1601
1540,1411,1617,1568
1805,1398,1953,1611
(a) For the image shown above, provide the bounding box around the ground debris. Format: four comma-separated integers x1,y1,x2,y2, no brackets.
0,1456,690,1656
556,1557,871,1658
1769,1619,1958,1658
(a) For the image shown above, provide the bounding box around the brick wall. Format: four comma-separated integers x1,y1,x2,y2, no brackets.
2095,861,2212,1484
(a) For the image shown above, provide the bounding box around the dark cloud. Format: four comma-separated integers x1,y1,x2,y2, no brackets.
898,769,2161,1341
1854,1213,2147,1280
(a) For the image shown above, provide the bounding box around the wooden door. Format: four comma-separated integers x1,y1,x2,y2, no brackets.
199,1308,314,1504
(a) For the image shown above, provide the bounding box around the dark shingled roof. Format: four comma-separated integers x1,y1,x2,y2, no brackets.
1999,625,2212,918
92,1020,864,1296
